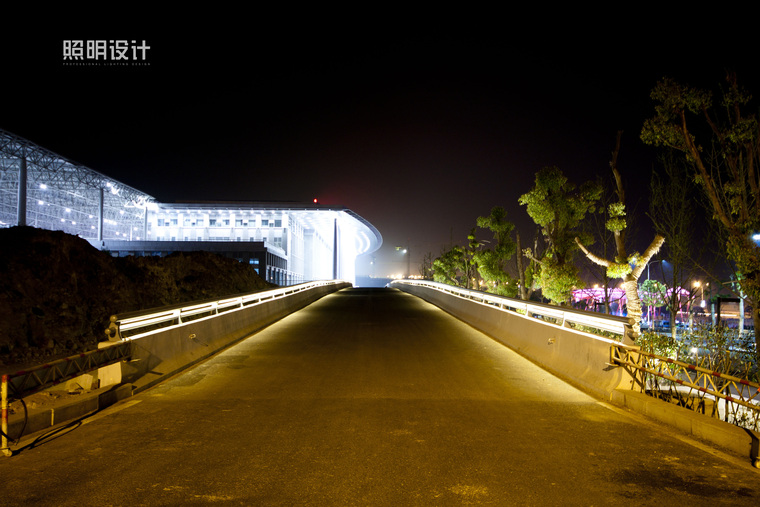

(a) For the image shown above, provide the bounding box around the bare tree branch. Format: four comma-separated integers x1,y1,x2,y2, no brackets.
574,237,611,268
631,235,666,280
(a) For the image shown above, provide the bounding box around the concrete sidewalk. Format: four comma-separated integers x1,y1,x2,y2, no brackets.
8,377,758,470
3,324,758,470
4,359,759,468
610,388,759,467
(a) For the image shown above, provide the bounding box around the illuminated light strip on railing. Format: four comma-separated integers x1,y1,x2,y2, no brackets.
109,280,347,341
115,311,180,334
391,279,633,340
2,280,345,456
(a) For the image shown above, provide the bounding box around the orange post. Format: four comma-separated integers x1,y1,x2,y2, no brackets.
1,374,10,456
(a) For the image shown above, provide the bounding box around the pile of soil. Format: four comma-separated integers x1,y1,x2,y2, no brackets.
0,226,272,372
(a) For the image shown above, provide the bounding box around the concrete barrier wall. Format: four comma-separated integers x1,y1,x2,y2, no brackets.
107,282,351,393
6,283,348,441
395,282,633,400
395,282,760,465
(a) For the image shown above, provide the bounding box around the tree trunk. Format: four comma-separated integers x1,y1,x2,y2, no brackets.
603,277,611,314
622,277,642,338
516,232,527,300
753,306,760,366
670,306,678,342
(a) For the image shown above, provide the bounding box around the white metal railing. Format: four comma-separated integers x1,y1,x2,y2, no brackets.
106,280,349,341
390,279,634,342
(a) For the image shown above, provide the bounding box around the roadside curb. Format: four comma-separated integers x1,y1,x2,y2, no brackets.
610,388,759,467
6,383,133,446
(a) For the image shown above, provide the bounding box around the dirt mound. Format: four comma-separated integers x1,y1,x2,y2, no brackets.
0,226,272,371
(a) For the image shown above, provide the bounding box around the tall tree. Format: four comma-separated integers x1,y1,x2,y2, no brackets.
473,206,517,296
574,132,665,338
639,278,668,327
641,74,760,360
519,166,602,305
586,175,620,314
464,228,481,289
419,251,434,280
648,152,701,339
432,245,465,287
516,229,541,301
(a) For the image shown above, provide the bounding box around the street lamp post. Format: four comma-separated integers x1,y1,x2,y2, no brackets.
694,281,705,306
395,246,410,279
690,281,703,331
646,259,666,281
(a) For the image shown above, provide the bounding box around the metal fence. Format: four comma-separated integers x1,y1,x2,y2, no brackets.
393,280,760,440
1,341,131,456
611,343,760,431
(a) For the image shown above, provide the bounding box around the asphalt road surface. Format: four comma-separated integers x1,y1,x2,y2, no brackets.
1,287,759,506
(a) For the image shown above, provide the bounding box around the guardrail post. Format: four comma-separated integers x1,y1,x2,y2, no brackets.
2,374,11,457
98,341,126,388
622,318,636,346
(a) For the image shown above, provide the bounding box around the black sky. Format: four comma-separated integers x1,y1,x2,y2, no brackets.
3,13,758,279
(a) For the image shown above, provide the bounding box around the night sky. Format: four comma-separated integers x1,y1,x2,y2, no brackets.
3,13,758,279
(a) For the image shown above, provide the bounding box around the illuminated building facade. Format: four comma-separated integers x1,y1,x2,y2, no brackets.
0,129,382,285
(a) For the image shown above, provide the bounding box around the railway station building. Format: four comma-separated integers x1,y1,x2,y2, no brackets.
0,129,382,285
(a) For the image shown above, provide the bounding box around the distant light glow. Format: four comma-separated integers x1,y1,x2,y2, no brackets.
572,287,627,302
